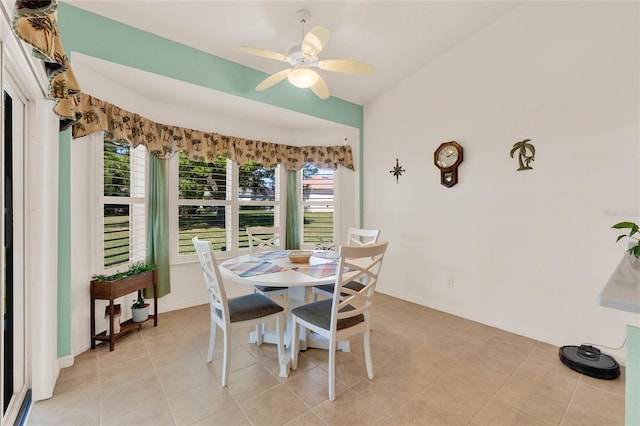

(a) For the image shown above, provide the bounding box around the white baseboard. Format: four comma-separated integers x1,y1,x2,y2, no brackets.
158,295,209,313
58,354,74,369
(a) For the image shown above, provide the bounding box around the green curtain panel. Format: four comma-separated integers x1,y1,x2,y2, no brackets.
285,170,300,250
146,154,171,299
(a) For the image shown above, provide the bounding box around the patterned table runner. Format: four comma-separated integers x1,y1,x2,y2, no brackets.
224,260,287,278
291,263,344,278
311,250,339,261
251,250,291,260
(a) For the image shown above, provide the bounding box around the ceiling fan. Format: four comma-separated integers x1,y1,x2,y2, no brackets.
233,10,373,99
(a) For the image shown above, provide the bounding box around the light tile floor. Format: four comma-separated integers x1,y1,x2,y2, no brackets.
28,294,626,425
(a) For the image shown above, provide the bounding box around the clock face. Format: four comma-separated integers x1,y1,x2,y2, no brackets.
436,145,459,168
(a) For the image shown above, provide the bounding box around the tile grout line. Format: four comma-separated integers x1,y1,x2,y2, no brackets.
96,349,104,426
468,339,541,424
559,374,581,425
140,328,179,426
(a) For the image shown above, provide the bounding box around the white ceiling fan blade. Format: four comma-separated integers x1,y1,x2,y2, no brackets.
310,74,330,99
255,69,292,91
301,26,330,57
233,46,289,62
318,59,374,74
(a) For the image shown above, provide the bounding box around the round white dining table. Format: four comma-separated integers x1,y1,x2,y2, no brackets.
219,249,352,356
219,249,338,286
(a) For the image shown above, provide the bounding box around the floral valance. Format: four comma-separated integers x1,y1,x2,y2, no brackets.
72,93,354,171
11,0,354,171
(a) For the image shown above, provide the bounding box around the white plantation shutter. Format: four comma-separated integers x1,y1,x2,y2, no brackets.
176,154,280,256
101,139,147,269
129,147,147,263
177,154,230,253
301,166,335,248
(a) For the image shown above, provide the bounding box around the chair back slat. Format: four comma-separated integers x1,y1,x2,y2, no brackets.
345,228,382,289
192,237,229,321
247,226,282,253
347,227,380,246
332,241,388,326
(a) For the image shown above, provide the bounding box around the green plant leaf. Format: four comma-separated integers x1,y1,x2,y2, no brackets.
612,221,636,229
612,221,639,236
131,295,146,309
613,221,640,258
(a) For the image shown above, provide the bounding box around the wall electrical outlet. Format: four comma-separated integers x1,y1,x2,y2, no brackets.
447,277,454,288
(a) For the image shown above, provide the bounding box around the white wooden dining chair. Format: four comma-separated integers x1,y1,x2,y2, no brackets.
192,237,286,387
290,241,389,401
246,226,288,343
311,227,381,301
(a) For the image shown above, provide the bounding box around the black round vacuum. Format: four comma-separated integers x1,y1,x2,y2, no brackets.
559,344,620,380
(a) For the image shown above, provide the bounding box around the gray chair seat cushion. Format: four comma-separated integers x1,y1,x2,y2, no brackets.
255,285,288,292
314,281,365,295
291,299,364,331
218,293,284,323
314,283,336,294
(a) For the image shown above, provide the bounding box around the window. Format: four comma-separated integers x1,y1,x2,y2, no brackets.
100,139,147,269
176,153,280,256
301,165,335,247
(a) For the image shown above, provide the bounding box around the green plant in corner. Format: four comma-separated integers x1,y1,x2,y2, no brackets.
612,221,640,258
131,295,147,309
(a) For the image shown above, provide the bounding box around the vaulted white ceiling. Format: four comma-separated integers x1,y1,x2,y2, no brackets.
65,1,520,106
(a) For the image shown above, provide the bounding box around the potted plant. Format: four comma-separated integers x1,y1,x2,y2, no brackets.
91,262,157,283
131,295,150,322
90,262,157,350
315,237,335,251
612,222,640,258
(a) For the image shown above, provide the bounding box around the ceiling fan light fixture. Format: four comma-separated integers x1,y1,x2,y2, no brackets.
233,9,372,100
301,34,322,57
287,68,319,88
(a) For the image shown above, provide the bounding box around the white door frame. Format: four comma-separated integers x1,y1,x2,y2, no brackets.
0,49,28,426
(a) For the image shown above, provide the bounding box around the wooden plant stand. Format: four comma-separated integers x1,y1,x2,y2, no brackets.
90,270,158,351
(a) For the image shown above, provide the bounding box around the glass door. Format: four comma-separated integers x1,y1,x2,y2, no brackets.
1,76,27,425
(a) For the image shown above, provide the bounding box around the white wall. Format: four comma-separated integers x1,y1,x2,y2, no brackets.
364,1,639,363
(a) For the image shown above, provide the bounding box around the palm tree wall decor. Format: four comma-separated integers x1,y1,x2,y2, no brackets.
510,139,536,171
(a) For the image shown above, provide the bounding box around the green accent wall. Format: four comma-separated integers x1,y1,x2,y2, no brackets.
627,325,640,426
55,3,364,355
57,129,72,357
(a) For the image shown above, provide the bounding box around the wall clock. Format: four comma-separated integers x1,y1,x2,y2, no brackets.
434,141,463,187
